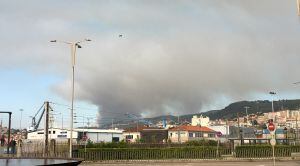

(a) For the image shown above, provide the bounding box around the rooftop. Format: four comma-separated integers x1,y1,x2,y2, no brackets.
169,125,216,132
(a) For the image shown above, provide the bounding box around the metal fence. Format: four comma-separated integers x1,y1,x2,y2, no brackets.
3,145,300,161
72,148,232,161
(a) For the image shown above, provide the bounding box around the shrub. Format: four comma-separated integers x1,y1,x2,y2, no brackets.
186,139,218,146
235,145,300,158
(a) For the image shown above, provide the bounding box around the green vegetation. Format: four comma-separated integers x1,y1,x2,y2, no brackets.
82,140,219,149
74,143,300,161
186,140,218,146
235,145,300,158
85,140,128,148
202,99,300,120
77,147,225,160
145,99,300,123
108,99,300,127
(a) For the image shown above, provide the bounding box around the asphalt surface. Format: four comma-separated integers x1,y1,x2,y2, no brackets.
81,160,300,166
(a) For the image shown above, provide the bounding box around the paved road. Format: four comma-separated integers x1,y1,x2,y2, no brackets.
81,160,300,166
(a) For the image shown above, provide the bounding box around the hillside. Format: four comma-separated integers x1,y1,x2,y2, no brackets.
102,99,300,128
145,99,300,124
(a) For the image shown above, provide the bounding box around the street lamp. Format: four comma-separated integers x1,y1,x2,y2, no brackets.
20,109,24,139
269,91,276,122
50,38,91,158
19,109,23,133
244,106,250,126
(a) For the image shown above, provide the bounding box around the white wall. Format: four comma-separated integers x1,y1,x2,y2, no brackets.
191,115,210,127
27,129,78,141
123,132,140,142
87,132,124,143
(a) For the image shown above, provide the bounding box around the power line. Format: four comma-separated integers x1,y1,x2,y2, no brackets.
50,102,99,111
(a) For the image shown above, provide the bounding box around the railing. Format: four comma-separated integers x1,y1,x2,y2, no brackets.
73,148,232,161
3,145,300,161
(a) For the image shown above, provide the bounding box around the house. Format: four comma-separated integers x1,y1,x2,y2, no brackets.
140,129,168,143
123,125,154,143
168,125,217,143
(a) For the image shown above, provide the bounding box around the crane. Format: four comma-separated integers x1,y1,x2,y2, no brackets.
28,103,53,132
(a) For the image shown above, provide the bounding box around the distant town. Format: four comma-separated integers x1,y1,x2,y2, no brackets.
1,103,299,145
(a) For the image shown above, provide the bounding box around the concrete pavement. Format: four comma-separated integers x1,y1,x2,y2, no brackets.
81,160,300,166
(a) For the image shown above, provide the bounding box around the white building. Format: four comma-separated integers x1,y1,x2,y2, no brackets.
123,131,140,143
168,125,216,143
27,128,78,142
27,128,124,143
191,115,210,127
208,125,230,143
75,128,124,143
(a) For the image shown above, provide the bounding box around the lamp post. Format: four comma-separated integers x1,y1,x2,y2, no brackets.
244,106,250,126
269,92,276,122
50,38,91,158
19,109,23,133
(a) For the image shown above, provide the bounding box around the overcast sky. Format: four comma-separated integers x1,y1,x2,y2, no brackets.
1,0,300,128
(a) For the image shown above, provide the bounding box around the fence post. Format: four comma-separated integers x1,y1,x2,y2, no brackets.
50,139,56,157
16,139,22,157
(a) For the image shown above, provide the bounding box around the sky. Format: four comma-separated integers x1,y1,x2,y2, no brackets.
1,0,300,128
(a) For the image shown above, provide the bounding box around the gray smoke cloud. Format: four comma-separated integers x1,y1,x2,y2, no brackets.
1,1,300,121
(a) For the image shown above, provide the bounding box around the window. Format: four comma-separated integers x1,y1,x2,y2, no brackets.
208,133,215,138
195,132,203,137
189,133,194,137
170,133,173,137
49,131,51,134
37,132,44,134
126,135,133,139
53,131,56,134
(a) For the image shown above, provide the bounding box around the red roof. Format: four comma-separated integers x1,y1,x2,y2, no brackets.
124,126,159,132
169,125,216,132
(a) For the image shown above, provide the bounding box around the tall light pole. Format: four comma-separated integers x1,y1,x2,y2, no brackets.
244,106,250,125
270,91,276,122
50,38,91,158
19,109,23,132
297,0,300,16
19,109,23,141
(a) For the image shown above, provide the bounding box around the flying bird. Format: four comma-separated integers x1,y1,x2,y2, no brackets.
119,34,123,37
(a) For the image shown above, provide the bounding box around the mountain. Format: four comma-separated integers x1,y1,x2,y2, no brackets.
144,99,300,124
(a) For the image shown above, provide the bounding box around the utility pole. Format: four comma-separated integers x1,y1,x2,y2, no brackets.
237,113,243,145
177,115,181,143
226,119,228,140
62,113,64,129
8,112,11,154
244,106,250,126
44,101,50,157
19,109,23,133
0,119,2,140
296,115,299,144
270,91,276,122
297,0,300,16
